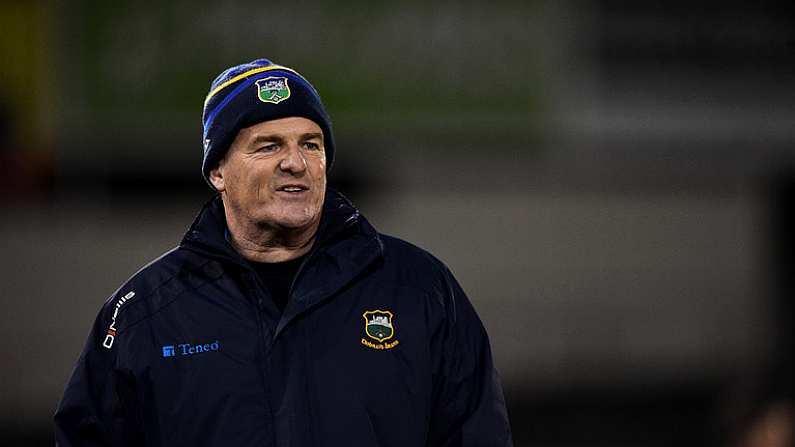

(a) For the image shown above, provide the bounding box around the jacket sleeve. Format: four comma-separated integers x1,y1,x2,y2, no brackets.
54,299,143,446
426,266,514,447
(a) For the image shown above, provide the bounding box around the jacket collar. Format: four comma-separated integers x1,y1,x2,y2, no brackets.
181,188,384,334
181,188,380,265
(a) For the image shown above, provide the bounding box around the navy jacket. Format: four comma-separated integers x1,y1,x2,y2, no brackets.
55,190,513,446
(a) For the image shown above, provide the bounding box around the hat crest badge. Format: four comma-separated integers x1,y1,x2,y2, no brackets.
255,77,290,104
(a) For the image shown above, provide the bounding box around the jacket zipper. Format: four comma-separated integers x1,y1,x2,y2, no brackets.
286,253,311,304
244,272,277,446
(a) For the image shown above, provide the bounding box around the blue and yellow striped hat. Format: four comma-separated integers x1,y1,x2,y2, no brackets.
201,59,335,188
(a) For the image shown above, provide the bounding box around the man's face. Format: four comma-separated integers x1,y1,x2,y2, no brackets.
210,117,327,231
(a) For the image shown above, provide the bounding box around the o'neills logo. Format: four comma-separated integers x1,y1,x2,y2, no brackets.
361,310,400,350
102,291,135,349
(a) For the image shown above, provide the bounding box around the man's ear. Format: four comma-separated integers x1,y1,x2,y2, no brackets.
209,161,226,192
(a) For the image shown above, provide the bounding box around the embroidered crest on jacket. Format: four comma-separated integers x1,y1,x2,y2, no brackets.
361,309,400,350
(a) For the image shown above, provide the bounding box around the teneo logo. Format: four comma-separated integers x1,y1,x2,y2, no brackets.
162,340,220,358
102,291,135,349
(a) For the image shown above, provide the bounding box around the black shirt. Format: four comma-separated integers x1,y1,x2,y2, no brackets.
249,255,306,313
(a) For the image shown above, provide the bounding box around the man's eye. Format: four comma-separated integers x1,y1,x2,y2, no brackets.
303,142,320,150
258,144,279,152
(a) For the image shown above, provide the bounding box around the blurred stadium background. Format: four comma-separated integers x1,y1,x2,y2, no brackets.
1,1,793,445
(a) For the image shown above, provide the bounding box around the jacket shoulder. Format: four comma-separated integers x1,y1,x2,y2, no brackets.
97,247,222,335
379,233,446,270
377,233,456,301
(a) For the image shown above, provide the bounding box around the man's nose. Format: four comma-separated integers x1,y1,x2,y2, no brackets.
278,142,307,173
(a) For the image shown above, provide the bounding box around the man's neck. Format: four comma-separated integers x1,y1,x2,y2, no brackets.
224,212,319,264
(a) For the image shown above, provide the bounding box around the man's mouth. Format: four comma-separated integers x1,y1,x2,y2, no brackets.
277,185,309,193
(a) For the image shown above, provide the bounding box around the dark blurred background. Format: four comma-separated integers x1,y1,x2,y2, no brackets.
1,1,793,446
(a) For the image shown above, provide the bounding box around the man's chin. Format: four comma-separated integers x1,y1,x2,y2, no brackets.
261,212,319,231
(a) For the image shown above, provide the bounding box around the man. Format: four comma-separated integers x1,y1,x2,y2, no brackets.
55,59,513,446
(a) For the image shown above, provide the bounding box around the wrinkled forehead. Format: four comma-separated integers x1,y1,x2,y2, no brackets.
236,117,324,142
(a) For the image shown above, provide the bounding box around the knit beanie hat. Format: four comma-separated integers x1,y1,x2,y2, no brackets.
201,59,334,188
